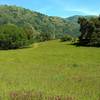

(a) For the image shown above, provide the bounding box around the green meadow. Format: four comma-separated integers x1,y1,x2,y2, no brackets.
0,40,100,100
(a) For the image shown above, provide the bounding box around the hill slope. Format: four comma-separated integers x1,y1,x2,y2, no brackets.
0,5,80,38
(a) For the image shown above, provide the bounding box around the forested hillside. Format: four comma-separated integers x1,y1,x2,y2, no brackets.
0,5,80,39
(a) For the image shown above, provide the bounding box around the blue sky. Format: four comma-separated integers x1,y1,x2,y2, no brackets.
0,0,100,17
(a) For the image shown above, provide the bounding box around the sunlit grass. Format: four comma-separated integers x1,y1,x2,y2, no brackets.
0,40,100,100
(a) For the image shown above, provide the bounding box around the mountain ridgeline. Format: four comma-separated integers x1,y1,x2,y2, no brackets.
0,5,80,38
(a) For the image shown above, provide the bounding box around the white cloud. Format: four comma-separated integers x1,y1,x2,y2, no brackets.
64,7,99,15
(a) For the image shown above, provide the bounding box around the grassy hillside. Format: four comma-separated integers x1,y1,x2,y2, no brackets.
0,40,100,99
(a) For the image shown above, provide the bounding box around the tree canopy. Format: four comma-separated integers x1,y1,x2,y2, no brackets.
0,24,34,49
78,16,100,47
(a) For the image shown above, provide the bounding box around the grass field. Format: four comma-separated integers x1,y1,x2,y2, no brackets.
0,40,100,100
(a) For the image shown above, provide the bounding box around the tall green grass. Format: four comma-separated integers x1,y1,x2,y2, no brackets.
0,40,100,100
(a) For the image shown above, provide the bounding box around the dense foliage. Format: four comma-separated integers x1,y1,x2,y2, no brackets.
78,16,100,46
0,24,34,49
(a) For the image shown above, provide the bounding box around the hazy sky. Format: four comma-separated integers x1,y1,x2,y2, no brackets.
0,0,100,17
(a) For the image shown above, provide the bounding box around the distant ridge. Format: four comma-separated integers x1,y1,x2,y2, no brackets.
0,5,97,37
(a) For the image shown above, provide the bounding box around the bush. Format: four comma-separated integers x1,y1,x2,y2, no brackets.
60,34,73,42
0,24,33,49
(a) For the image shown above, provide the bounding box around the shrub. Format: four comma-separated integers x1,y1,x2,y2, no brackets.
0,24,33,49
60,34,73,42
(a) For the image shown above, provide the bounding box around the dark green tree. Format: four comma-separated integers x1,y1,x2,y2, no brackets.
78,16,100,46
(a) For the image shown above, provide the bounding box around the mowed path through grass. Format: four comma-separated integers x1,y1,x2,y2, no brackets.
0,40,100,100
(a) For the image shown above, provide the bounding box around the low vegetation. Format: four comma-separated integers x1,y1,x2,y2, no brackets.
60,34,73,42
0,40,99,100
